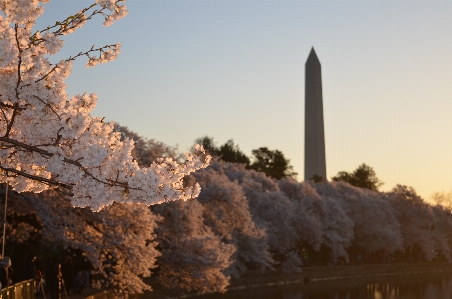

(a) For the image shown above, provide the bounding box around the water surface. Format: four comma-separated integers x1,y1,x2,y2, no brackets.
199,272,452,299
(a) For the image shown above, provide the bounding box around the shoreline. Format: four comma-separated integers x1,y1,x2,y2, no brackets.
134,262,452,299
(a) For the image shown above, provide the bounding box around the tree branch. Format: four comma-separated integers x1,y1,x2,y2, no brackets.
0,165,73,189
0,102,27,110
4,103,20,138
29,1,126,46
29,3,99,43
0,136,141,191
14,24,23,100
0,107,10,129
29,44,117,87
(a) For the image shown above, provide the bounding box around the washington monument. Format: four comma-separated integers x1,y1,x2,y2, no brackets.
304,47,326,180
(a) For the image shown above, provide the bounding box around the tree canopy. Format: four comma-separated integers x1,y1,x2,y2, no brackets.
331,163,383,191
194,137,296,180
195,137,250,165
6,128,452,297
218,139,250,165
249,147,297,180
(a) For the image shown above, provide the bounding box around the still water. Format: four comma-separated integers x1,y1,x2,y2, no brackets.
199,273,452,299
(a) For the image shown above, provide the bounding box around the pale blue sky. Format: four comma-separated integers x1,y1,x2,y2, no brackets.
36,1,452,200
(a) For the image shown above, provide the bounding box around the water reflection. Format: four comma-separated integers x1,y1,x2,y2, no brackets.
199,273,452,299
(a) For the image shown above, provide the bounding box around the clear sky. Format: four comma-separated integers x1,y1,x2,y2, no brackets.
36,1,452,200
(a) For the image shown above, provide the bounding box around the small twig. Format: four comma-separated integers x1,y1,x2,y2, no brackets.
4,103,20,137
31,44,117,86
33,95,62,121
0,108,9,129
54,128,63,145
29,3,98,44
28,0,126,47
14,24,23,101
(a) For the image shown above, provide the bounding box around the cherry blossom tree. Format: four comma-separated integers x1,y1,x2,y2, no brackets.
121,128,236,292
388,185,437,260
0,186,162,297
209,161,319,272
7,122,452,296
316,181,402,254
0,0,209,211
0,125,221,296
35,190,162,296
189,166,274,278
430,204,452,261
279,180,354,261
152,199,235,293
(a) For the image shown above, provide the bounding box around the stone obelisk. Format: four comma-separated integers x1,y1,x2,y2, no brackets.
304,47,326,180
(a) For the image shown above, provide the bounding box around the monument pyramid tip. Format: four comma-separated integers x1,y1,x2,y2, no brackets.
306,47,320,64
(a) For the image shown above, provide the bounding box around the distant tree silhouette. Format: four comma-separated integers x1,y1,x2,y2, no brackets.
194,137,250,165
194,138,296,180
250,147,297,180
218,140,251,165
331,163,383,191
431,191,452,212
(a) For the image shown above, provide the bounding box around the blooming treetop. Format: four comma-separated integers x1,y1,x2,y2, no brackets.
0,0,210,211
153,199,234,293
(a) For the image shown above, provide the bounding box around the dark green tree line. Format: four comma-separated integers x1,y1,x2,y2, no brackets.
194,136,296,180
331,163,383,191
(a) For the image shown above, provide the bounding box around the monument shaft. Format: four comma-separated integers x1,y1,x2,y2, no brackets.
304,48,326,180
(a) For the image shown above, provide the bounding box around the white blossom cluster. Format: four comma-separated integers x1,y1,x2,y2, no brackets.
86,44,120,68
0,1,210,211
96,0,128,27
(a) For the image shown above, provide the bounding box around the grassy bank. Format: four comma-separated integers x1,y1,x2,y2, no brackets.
137,262,452,299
